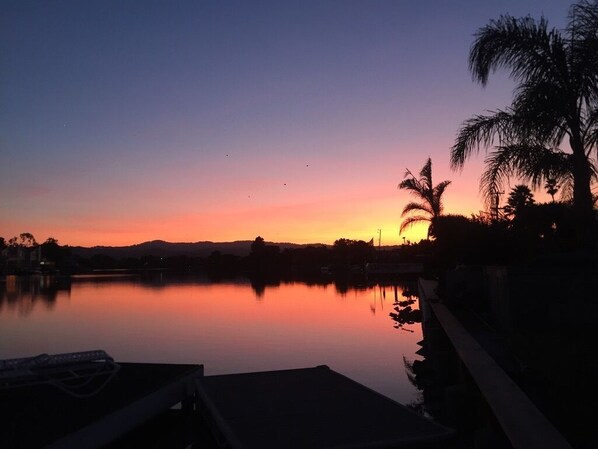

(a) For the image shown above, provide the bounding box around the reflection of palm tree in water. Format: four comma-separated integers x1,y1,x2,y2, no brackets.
370,285,387,315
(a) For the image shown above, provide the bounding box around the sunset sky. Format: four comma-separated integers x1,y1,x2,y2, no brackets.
1,0,568,247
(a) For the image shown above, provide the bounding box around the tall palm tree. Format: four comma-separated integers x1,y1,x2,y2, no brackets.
450,1,598,227
398,158,451,236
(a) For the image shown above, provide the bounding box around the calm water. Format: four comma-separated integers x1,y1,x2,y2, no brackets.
0,275,423,405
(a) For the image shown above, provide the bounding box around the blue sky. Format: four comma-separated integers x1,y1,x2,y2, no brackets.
0,0,571,245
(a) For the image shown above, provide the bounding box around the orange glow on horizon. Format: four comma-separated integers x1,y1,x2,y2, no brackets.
1,146,488,247
3,197,476,247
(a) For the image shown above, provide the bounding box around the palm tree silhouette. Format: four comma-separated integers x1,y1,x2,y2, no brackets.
450,1,598,228
504,184,535,218
545,178,559,202
398,158,451,237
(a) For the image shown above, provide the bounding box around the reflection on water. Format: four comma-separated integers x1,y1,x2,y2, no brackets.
0,275,71,316
0,274,424,404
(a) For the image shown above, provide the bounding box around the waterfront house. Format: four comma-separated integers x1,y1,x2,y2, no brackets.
1,245,42,271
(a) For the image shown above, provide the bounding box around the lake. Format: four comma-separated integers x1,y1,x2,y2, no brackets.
0,274,424,405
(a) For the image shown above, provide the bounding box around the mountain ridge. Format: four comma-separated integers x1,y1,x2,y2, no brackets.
70,239,329,258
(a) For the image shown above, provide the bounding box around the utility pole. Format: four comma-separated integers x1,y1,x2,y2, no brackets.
490,190,504,220
377,229,382,248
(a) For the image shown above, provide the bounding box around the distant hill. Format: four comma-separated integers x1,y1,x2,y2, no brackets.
70,240,326,259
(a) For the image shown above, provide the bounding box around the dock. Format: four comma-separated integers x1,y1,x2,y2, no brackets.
1,355,454,449
195,365,453,449
0,361,203,449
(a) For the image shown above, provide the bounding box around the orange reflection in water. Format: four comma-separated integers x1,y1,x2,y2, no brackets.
0,278,423,403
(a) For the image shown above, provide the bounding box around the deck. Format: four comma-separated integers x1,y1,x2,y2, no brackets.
0,362,203,449
2,358,453,448
195,365,453,449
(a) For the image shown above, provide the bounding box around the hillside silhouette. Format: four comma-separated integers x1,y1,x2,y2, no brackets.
70,240,327,259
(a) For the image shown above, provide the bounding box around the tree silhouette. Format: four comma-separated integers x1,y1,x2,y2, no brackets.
450,1,598,230
40,237,72,272
544,178,559,202
248,236,282,274
250,236,266,256
398,158,451,237
332,238,374,268
19,232,37,247
504,185,535,218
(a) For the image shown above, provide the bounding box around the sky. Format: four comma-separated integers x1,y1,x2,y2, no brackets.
0,0,570,247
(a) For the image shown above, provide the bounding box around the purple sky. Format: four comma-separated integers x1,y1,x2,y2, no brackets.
0,1,570,245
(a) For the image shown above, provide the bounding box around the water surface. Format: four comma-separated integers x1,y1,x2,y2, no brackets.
0,275,423,404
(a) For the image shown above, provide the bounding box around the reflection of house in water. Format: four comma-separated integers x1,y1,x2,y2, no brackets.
0,275,71,316
1,246,42,272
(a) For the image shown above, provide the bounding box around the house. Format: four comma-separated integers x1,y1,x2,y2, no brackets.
1,245,42,271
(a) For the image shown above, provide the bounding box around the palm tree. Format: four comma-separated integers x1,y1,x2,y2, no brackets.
450,1,598,229
504,184,535,218
544,178,559,202
398,158,451,236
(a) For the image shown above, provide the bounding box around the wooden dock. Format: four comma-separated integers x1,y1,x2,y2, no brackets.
2,356,453,448
0,362,203,449
195,365,453,449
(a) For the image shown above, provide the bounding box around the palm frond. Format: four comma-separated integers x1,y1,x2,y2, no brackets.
479,144,572,206
401,201,433,218
511,79,570,143
419,158,433,192
432,180,452,215
568,1,598,37
398,177,426,200
470,15,562,86
399,215,431,235
450,110,515,169
568,2,598,115
584,104,598,152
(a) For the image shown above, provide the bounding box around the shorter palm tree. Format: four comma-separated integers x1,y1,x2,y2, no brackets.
544,179,559,202
398,158,451,236
503,184,535,218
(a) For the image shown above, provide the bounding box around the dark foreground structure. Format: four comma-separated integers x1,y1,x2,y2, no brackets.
0,357,202,449
1,353,453,449
418,279,574,449
196,366,453,449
